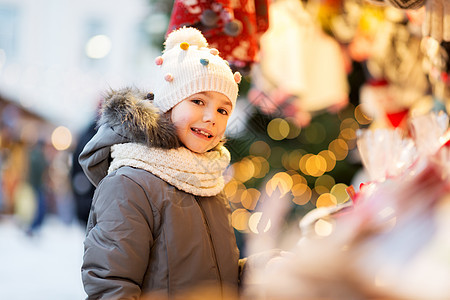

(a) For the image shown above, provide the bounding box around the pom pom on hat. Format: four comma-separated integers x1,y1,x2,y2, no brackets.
164,27,208,52
155,56,163,65
153,26,239,113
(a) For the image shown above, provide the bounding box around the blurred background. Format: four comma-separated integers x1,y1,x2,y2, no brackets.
0,0,448,299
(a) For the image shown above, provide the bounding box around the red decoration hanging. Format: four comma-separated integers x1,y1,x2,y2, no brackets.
166,0,269,67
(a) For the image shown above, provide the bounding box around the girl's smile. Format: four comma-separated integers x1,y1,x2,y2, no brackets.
170,91,232,153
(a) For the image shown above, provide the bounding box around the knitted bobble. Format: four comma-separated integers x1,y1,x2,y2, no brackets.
164,74,174,82
200,58,209,66
155,56,163,66
234,72,242,84
180,42,190,50
164,27,208,51
210,48,219,56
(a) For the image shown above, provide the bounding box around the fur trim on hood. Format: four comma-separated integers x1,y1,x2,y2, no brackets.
98,87,180,148
79,87,180,187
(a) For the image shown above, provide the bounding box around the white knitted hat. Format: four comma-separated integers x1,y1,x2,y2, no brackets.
152,27,241,113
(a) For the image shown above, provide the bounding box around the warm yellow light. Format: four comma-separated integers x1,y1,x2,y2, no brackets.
51,126,72,151
231,209,251,231
249,141,271,159
292,184,312,205
292,183,308,196
251,156,270,178
241,188,261,210
330,183,350,204
318,150,336,172
339,119,358,149
340,128,357,141
267,172,293,196
267,118,290,141
305,155,327,177
249,156,262,178
224,180,245,203
85,35,112,59
232,158,255,182
286,117,301,139
340,118,359,131
286,149,303,170
248,212,271,234
354,104,373,125
314,185,328,195
290,173,307,185
328,139,348,160
315,175,335,194
299,153,314,175
314,219,334,237
316,193,337,208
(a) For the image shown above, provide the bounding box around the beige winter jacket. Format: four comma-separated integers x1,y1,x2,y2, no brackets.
79,88,240,299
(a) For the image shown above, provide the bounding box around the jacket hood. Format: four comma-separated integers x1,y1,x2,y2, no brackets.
79,87,180,186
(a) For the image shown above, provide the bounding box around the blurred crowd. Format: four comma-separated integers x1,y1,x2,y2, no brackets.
0,99,95,235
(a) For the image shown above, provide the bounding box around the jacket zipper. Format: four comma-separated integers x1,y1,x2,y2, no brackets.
195,197,223,290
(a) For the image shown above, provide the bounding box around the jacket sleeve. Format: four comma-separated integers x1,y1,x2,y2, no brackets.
82,171,155,300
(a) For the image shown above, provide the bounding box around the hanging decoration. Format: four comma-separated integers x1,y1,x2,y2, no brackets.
166,0,269,69
366,0,450,42
248,0,350,127
422,38,450,113
356,5,431,130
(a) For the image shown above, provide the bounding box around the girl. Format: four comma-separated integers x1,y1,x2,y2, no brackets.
79,27,243,299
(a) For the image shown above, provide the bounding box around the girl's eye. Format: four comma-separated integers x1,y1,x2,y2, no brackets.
191,99,204,105
218,108,229,116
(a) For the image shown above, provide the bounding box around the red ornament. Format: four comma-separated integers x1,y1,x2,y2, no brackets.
386,109,409,128
166,0,270,67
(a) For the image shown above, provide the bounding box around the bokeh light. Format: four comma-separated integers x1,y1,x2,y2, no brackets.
355,104,373,125
316,193,337,208
314,174,336,194
231,208,251,231
266,172,293,196
241,188,261,210
231,157,255,183
51,126,72,151
85,35,112,59
250,156,270,178
282,149,304,171
299,153,314,175
340,117,359,132
305,155,327,177
318,150,336,172
224,179,245,203
290,172,307,185
248,212,271,234
340,127,357,141
249,141,271,159
328,138,349,160
330,183,350,204
314,218,335,237
267,118,290,141
285,117,302,139
292,183,312,205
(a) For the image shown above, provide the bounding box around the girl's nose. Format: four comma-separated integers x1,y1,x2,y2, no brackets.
203,109,216,125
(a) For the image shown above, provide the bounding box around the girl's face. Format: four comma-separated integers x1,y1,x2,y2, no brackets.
170,91,232,153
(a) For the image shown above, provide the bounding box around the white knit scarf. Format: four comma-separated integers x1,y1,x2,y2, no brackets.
108,143,231,197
